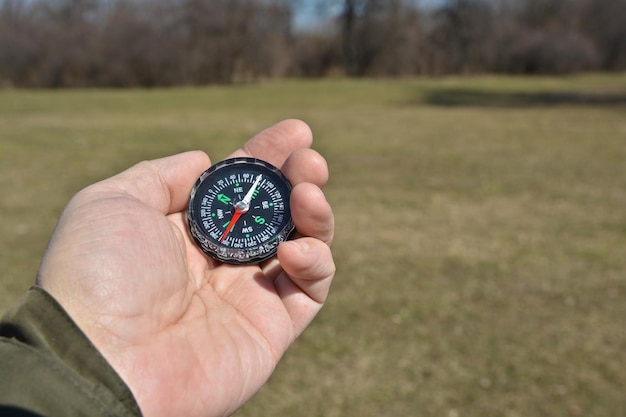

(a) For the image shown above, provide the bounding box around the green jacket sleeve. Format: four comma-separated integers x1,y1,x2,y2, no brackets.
0,286,142,417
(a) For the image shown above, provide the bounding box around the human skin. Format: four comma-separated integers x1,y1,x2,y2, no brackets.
37,119,336,417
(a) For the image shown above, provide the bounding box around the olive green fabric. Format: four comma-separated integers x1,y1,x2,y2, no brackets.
0,286,142,417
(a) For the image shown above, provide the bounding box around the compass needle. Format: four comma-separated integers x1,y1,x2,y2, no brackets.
220,211,242,242
187,158,295,264
243,174,263,205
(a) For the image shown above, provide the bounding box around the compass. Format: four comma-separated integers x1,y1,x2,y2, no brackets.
187,157,295,264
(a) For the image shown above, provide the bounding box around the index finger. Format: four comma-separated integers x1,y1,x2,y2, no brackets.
86,150,211,215
228,119,313,168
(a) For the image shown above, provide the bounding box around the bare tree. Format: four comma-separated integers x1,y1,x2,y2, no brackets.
579,0,626,70
491,0,600,74
0,0,624,86
427,0,496,74
0,1,39,86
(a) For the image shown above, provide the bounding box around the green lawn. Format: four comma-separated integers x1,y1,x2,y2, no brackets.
1,75,625,416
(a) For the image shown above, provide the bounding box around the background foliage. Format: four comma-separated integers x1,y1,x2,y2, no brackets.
1,0,625,87
1,74,625,416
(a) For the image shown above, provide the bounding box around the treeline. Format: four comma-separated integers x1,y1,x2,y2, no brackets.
0,0,624,88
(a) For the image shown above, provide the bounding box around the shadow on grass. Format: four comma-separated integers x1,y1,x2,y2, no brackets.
421,89,626,108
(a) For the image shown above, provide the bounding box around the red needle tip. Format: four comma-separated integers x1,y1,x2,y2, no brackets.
221,210,243,242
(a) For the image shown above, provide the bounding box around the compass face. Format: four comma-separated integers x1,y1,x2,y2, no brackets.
187,157,295,264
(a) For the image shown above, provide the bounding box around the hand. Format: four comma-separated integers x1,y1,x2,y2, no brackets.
36,120,335,417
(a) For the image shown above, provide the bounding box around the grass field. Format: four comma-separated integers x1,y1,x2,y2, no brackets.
1,74,625,416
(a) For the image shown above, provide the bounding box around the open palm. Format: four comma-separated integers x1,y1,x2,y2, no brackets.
36,120,335,417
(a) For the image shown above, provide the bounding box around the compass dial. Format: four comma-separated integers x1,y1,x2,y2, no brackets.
187,157,295,264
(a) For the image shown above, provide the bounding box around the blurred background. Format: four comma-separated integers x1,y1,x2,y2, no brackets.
1,0,625,86
1,1,625,416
